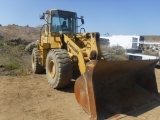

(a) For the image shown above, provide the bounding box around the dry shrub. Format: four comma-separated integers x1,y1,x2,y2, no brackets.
142,49,159,56
25,41,38,54
101,44,128,61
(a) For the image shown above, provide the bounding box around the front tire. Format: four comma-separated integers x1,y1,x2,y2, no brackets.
46,49,72,88
32,48,45,74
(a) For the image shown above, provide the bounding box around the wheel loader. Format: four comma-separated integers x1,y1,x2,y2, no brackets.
32,9,159,120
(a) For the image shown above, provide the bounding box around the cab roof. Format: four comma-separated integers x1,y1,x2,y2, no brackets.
50,9,76,14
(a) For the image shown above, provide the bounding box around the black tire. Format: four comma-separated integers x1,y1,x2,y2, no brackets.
32,48,45,74
46,49,72,88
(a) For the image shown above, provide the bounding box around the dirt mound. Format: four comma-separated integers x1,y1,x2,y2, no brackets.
0,24,160,43
143,35,160,42
0,25,40,42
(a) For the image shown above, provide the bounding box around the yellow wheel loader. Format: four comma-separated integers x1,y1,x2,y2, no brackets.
32,9,159,119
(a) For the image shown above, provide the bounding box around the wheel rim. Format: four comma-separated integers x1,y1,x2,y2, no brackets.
48,60,56,78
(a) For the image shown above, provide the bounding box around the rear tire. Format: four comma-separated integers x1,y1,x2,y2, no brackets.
46,49,72,88
32,48,45,74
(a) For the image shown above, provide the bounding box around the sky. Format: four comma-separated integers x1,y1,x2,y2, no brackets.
0,0,160,36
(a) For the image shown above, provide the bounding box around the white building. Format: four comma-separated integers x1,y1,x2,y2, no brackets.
100,35,144,49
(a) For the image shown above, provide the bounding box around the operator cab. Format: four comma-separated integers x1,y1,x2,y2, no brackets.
40,9,84,35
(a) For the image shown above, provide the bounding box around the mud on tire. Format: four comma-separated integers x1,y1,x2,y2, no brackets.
32,48,45,74
46,49,72,88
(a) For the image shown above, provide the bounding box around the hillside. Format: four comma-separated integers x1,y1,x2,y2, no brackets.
0,25,160,43
143,35,160,42
0,25,40,42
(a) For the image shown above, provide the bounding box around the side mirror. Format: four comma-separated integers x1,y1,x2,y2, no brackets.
39,13,45,20
80,16,84,24
81,18,84,25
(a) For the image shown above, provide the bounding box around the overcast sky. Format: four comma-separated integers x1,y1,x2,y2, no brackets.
0,0,160,36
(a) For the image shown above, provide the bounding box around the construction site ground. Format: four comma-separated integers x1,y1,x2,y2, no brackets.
1,69,160,120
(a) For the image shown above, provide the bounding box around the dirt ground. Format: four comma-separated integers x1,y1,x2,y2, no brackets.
1,69,160,120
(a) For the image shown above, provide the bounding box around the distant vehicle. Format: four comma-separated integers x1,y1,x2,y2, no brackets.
152,46,160,51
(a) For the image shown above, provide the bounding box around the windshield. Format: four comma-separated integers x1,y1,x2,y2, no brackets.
51,10,77,34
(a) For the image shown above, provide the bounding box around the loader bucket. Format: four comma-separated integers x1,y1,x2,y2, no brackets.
74,60,158,120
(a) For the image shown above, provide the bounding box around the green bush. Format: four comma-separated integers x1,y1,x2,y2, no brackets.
0,40,5,46
3,58,20,70
0,42,31,76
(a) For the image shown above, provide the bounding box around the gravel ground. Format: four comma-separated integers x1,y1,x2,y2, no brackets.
0,69,160,120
